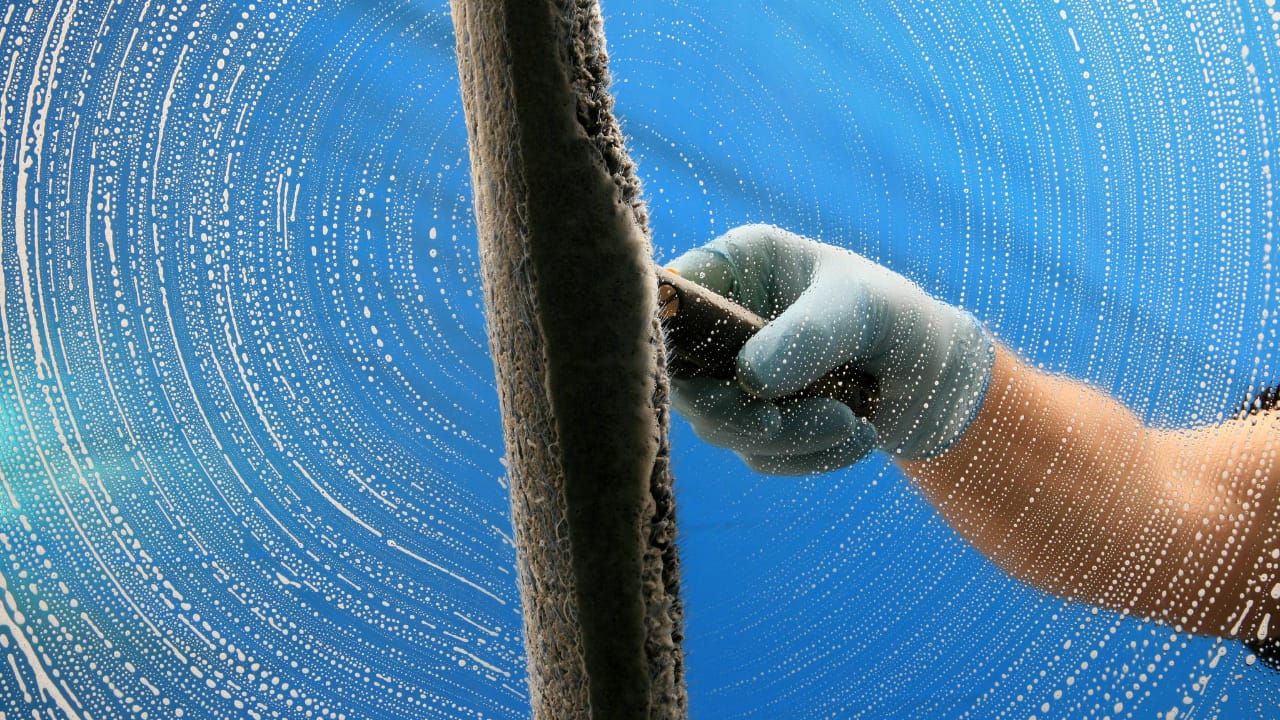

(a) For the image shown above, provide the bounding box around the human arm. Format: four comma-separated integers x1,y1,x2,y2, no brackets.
903,346,1280,640
668,224,1280,641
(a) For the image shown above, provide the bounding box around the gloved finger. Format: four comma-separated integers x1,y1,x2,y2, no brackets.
702,396,859,456
670,376,782,447
738,419,878,476
666,224,822,316
737,262,869,400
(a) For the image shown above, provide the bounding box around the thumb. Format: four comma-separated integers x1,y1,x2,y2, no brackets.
665,246,737,298
666,224,807,315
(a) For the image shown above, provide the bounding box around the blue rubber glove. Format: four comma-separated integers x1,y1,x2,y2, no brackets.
667,224,994,475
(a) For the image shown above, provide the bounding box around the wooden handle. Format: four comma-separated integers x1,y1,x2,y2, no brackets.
657,268,880,418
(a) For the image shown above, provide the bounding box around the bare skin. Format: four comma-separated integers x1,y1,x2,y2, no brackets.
900,345,1280,641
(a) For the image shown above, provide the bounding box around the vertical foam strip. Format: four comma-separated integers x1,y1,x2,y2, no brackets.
450,1,686,717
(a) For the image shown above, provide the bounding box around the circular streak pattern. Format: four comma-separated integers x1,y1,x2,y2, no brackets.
1,1,520,718
1,0,1279,718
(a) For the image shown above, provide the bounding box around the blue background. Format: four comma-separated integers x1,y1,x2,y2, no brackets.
0,0,1277,717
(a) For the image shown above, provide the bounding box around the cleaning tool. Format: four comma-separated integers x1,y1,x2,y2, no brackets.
451,1,686,718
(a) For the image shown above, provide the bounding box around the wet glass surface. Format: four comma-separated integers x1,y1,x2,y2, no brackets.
2,0,1278,717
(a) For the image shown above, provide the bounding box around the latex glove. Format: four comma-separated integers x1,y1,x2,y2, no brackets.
667,224,994,475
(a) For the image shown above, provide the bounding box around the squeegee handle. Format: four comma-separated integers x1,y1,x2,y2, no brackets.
657,268,880,419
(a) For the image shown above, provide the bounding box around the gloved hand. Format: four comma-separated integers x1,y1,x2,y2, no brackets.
667,224,994,475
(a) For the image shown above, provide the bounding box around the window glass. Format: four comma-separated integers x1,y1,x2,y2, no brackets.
1,0,1277,717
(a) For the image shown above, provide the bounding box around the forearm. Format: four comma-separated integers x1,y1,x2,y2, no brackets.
1153,413,1280,638
900,345,1280,639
